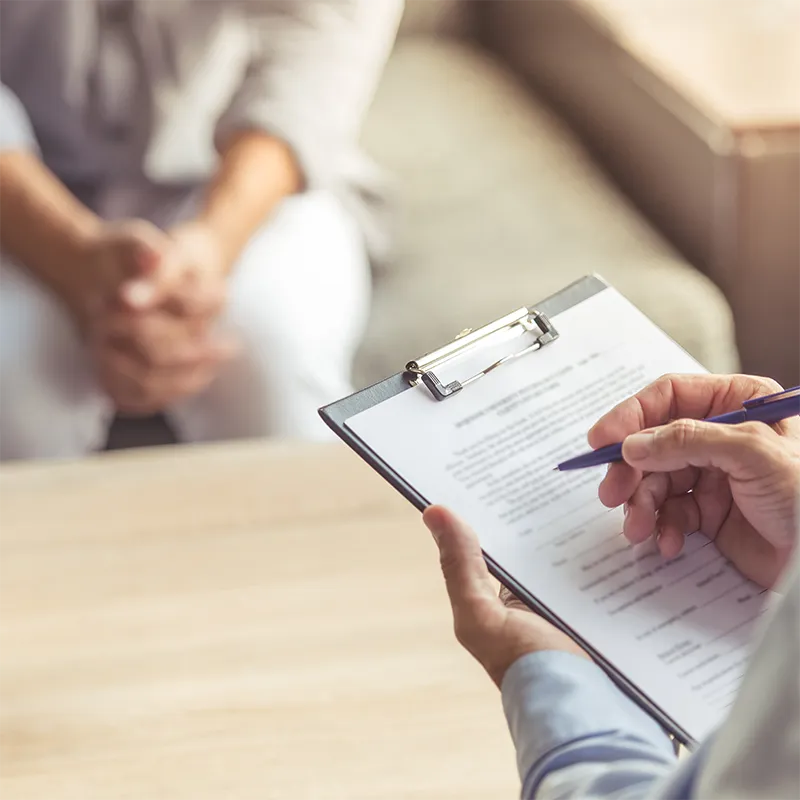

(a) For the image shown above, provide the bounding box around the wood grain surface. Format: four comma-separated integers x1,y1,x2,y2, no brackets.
0,441,517,800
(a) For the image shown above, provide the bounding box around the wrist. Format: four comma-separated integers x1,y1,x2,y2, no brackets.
169,219,232,282
182,216,240,276
489,643,590,689
195,130,300,271
53,213,104,329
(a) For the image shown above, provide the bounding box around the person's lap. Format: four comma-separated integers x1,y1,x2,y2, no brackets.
0,187,370,460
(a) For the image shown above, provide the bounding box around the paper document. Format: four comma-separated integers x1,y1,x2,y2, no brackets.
347,288,769,743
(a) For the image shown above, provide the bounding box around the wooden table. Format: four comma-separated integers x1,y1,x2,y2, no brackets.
0,442,517,800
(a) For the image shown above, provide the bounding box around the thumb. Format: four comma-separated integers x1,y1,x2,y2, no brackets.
119,243,183,311
102,221,168,310
423,506,497,614
622,419,780,480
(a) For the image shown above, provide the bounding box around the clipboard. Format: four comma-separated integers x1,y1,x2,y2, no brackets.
320,275,691,747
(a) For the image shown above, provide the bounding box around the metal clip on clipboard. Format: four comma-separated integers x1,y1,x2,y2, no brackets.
405,308,559,401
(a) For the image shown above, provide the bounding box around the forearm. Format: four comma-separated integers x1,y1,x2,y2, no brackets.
214,0,402,200
195,130,300,271
0,151,100,315
503,653,678,799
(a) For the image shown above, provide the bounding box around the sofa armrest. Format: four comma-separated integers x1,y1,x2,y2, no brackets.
399,0,476,38
478,1,613,94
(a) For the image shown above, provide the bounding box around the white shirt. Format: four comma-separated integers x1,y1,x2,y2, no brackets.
0,0,403,255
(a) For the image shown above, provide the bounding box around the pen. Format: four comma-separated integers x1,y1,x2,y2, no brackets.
555,385,800,472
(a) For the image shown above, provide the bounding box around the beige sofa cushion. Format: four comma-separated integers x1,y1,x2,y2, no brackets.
355,39,739,388
108,36,740,450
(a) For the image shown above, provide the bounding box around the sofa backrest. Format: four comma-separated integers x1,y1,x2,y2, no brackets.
398,0,473,37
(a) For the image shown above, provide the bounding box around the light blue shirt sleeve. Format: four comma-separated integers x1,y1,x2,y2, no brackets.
501,557,800,800
501,651,679,799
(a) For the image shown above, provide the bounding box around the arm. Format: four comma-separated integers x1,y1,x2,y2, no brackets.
0,85,101,319
502,653,678,799
190,130,300,273
504,553,800,800
691,554,799,799
424,375,800,800
422,505,678,800
183,0,402,273
508,372,800,798
424,510,692,799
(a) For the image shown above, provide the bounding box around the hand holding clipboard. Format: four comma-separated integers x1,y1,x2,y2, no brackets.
320,276,776,746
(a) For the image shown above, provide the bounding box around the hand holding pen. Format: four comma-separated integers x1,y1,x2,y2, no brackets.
564,375,800,587
558,383,800,472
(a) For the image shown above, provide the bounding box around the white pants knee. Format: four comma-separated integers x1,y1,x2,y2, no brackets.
168,191,370,444
0,261,114,459
0,190,370,460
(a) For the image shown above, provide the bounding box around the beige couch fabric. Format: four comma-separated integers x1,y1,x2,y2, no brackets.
355,38,739,388
398,0,471,37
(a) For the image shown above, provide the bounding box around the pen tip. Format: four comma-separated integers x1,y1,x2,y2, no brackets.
552,467,560,472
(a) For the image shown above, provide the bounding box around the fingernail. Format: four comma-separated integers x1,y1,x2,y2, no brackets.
123,280,156,308
623,503,630,519
624,431,655,460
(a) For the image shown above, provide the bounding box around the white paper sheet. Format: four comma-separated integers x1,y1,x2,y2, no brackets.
347,287,769,742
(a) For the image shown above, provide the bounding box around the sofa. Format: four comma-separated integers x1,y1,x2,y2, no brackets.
109,0,739,449
479,0,799,388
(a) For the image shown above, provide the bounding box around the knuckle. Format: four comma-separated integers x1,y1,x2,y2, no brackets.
122,218,156,241
131,325,161,364
641,471,668,503
139,373,160,399
733,421,779,459
750,374,784,395
140,342,163,367
737,421,771,440
664,417,701,447
438,550,460,581
737,422,780,453
650,374,677,403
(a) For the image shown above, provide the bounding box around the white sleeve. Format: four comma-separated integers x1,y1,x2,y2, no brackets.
215,0,404,190
0,83,38,152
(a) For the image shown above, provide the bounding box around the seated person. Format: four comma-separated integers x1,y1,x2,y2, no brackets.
0,0,403,459
424,373,799,799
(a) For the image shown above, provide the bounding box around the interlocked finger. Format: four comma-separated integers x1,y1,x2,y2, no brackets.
655,494,702,558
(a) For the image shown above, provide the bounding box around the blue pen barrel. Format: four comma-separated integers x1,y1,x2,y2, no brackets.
708,409,748,425
556,388,800,472
559,441,623,470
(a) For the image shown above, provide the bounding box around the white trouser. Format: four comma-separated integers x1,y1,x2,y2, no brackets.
0,189,370,460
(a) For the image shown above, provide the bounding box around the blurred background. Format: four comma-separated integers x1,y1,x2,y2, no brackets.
357,0,799,393
3,3,799,797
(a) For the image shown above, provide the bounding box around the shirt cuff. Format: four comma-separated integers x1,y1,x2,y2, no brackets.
501,651,676,797
0,85,38,152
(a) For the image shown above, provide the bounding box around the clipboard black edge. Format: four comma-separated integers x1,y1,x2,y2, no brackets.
319,273,694,749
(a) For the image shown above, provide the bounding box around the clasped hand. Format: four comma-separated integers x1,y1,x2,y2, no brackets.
424,374,800,687
80,219,236,415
